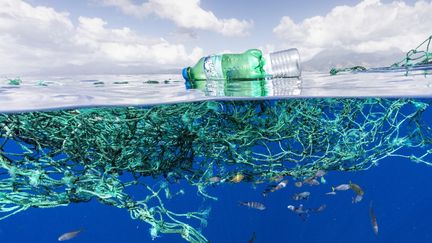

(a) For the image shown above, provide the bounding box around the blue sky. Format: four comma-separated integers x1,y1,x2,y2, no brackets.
0,0,430,75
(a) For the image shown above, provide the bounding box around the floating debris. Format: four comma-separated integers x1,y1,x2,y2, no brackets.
68,110,81,115
230,173,244,183
7,78,22,85
369,202,379,235
58,229,83,241
239,201,266,210
292,191,311,201
144,80,159,84
113,81,129,84
37,80,48,86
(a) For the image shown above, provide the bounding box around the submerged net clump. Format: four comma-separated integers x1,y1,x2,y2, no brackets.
1,98,432,242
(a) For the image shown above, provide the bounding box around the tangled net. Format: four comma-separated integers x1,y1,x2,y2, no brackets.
330,35,432,75
392,35,432,68
1,98,432,242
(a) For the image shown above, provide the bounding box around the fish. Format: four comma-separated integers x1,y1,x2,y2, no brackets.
288,204,326,220
58,229,83,241
271,180,288,193
315,170,326,177
303,178,320,186
230,173,244,183
326,191,337,195
294,181,303,188
332,184,350,191
349,182,364,196
287,204,306,214
239,201,266,210
208,176,221,183
287,204,308,221
314,204,327,212
262,187,273,197
292,191,311,201
248,232,256,243
352,194,363,203
262,180,288,196
369,202,379,235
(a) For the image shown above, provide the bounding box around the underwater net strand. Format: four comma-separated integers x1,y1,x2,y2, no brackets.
1,99,432,242
330,35,432,75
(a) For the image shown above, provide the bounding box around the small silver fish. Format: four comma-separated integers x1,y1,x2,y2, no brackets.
315,170,326,177
326,191,337,195
239,201,266,210
58,229,83,241
315,204,327,212
352,194,363,203
292,191,311,201
209,176,221,183
304,178,320,186
333,184,350,191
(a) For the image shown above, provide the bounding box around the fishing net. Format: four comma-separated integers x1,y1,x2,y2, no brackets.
1,98,432,242
392,35,432,68
330,35,432,75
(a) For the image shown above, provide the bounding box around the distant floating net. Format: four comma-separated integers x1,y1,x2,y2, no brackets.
1,98,432,242
331,35,432,75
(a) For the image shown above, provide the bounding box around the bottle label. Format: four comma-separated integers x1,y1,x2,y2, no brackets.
203,55,224,80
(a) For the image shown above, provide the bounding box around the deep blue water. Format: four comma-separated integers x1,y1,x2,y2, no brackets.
1,101,432,243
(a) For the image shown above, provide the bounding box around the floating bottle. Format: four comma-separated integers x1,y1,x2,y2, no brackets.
182,48,301,82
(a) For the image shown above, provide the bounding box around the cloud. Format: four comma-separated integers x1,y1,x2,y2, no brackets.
273,0,432,60
0,0,203,75
100,0,253,36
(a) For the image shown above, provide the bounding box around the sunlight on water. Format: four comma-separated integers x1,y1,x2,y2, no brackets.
0,71,432,112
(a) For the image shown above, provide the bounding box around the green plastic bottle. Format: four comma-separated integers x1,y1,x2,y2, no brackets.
182,49,267,82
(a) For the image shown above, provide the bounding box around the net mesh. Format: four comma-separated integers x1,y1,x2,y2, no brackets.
1,98,432,242
330,35,432,75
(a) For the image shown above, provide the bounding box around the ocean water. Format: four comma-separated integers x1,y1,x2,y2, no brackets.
0,71,432,243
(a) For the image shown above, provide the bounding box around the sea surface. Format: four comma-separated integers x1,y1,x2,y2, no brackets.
0,71,432,243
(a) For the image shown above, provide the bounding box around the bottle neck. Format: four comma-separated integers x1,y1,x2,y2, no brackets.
203,55,224,80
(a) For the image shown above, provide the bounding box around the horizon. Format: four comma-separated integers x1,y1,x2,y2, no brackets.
0,0,430,75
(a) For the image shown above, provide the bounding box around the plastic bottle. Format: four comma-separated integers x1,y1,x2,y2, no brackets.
182,48,301,82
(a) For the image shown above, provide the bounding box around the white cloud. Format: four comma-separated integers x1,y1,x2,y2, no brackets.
0,0,203,75
100,0,253,36
273,0,432,60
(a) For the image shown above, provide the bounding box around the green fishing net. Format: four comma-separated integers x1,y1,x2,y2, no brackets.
330,35,432,75
0,98,431,242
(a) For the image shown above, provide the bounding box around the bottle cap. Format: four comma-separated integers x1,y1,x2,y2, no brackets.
182,68,190,82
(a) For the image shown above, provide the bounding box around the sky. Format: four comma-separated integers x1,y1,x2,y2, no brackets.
0,0,430,75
